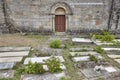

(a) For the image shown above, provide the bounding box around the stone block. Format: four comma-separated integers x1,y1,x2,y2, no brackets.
0,51,30,57
24,56,65,64
0,62,15,69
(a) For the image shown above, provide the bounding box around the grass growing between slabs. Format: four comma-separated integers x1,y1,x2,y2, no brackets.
62,50,82,80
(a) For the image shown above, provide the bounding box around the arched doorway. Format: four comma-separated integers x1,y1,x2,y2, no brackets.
55,7,66,32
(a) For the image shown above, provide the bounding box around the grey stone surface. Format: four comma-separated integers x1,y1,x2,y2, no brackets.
70,51,98,56
21,72,66,80
70,48,94,52
0,57,23,63
0,51,30,57
0,70,14,78
72,56,90,62
0,47,31,52
0,62,15,69
1,0,116,33
102,48,120,51
72,38,92,43
24,56,65,64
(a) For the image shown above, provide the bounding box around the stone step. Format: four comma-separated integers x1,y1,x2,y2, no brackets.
70,51,98,56
72,56,90,62
24,56,65,64
0,57,23,63
0,62,15,69
0,70,14,78
0,47,31,52
0,51,30,57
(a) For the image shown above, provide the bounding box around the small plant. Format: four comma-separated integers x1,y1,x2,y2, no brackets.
45,56,62,73
50,40,61,48
93,30,115,42
112,41,120,47
19,61,45,74
89,54,98,62
94,46,105,54
60,77,67,80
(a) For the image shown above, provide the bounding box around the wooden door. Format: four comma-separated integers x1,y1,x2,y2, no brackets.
55,15,66,32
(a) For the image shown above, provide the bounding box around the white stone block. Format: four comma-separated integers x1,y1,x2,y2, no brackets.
0,63,15,69
102,48,120,51
72,56,90,62
24,56,65,64
115,59,120,64
104,66,117,73
0,51,30,57
72,38,92,43
108,55,120,59
70,51,98,56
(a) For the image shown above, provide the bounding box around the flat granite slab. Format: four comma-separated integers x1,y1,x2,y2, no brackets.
104,66,117,73
115,59,120,64
72,56,90,62
80,68,107,79
0,70,14,78
0,57,23,63
107,55,120,59
102,48,120,51
0,62,15,69
72,38,92,43
0,47,31,52
43,64,66,71
70,48,94,52
70,51,98,56
21,72,66,80
0,51,30,57
24,56,65,64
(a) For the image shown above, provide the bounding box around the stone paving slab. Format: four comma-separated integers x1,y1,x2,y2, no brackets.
80,68,107,78
102,48,120,51
72,56,90,62
0,51,30,57
0,70,14,78
0,57,23,63
21,72,66,80
43,64,66,71
107,55,120,59
72,38,92,43
24,56,65,64
70,48,94,52
70,51,98,56
115,59,120,64
0,47,31,52
104,66,117,73
0,62,15,69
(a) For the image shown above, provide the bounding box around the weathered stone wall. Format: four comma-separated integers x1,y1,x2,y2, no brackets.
0,0,5,24
1,0,111,33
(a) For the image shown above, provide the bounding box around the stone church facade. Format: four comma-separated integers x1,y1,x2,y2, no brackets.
0,0,120,34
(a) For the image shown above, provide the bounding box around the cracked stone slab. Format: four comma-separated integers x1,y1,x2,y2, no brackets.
0,70,14,78
24,56,65,64
21,72,66,80
0,51,30,57
0,62,15,69
0,57,23,63
70,51,98,56
0,47,31,52
72,38,92,43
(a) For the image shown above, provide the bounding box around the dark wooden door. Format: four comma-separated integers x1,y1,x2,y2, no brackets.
55,15,66,32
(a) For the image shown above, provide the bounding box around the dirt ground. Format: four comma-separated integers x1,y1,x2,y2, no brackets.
0,34,49,48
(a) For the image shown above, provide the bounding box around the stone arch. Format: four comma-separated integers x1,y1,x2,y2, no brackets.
55,7,66,15
50,2,73,15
